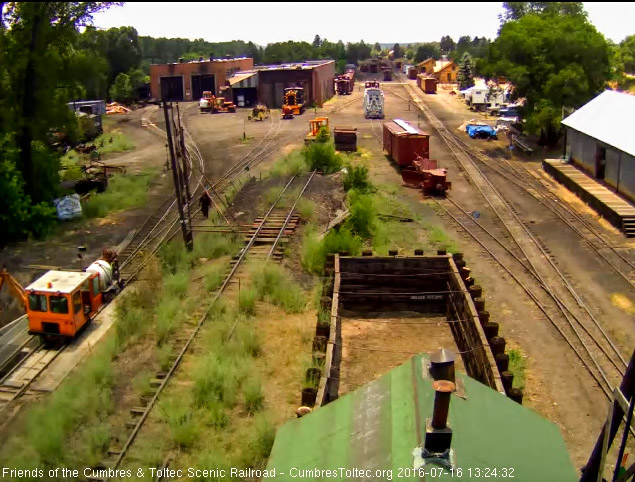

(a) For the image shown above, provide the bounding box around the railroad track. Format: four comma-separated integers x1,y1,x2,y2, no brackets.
92,171,316,482
396,72,629,402
0,341,65,417
0,106,296,420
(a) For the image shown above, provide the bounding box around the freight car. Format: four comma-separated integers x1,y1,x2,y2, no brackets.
382,119,430,166
407,67,419,80
401,156,451,196
383,68,392,81
416,74,437,94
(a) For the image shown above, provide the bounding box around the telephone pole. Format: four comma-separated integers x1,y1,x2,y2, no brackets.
163,101,193,251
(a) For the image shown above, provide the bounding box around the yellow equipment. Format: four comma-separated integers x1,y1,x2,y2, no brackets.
305,117,330,144
248,103,270,121
0,268,27,310
282,87,305,117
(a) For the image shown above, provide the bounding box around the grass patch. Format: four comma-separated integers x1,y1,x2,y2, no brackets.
81,170,154,218
251,263,306,313
508,349,526,390
94,129,135,155
157,396,200,449
192,353,244,409
345,189,376,239
238,287,257,316
296,198,316,221
343,163,373,193
243,378,265,415
155,296,182,346
163,271,190,299
270,151,307,178
303,141,343,174
301,224,362,274
192,232,241,261
133,370,155,397
427,225,458,253
0,339,115,468
205,268,226,292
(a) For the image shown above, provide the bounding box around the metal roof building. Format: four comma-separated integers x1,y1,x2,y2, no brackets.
266,353,578,481
562,90,635,203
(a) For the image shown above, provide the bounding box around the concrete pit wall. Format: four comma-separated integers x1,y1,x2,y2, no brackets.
302,251,521,412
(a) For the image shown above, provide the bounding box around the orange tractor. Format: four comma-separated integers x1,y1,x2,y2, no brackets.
199,91,236,114
305,117,329,144
0,249,121,341
281,87,305,119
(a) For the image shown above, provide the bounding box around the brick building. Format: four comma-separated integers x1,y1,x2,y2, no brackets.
150,57,254,101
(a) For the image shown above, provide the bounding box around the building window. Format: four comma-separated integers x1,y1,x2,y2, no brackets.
50,295,69,314
28,293,47,312
452,65,456,71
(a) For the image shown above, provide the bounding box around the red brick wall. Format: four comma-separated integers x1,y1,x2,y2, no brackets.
150,58,253,100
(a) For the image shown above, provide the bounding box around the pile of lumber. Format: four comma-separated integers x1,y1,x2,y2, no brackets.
106,102,131,115
334,126,357,152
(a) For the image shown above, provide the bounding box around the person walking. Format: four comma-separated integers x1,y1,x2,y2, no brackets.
199,191,212,219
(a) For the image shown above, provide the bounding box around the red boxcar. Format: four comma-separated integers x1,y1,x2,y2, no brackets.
407,67,419,80
383,119,430,166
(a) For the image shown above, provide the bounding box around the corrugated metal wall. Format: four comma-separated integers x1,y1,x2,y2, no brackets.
567,128,635,203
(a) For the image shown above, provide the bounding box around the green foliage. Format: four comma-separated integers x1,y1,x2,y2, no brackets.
346,190,377,239
343,164,372,193
301,225,362,274
458,52,475,89
192,353,243,409
270,151,307,178
440,35,456,53
296,198,316,222
304,141,343,174
315,126,330,144
246,414,276,463
205,268,226,293
110,72,133,104
115,292,151,345
0,340,115,468
157,397,200,449
251,263,306,313
485,10,610,145
239,287,257,316
616,35,635,75
155,296,182,346
499,2,586,24
94,130,135,155
163,271,190,299
508,349,527,389
81,171,153,218
415,43,441,63
243,378,265,415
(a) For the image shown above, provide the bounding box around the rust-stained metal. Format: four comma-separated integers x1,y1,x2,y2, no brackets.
383,119,430,166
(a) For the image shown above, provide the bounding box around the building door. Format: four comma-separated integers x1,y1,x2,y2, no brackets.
191,74,215,100
160,76,184,101
595,145,606,180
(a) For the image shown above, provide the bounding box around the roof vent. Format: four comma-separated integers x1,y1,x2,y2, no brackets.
424,380,455,456
430,348,456,382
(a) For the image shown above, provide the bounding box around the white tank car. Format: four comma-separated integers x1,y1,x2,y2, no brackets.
364,87,385,119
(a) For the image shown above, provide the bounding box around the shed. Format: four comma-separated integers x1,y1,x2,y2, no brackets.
383,119,430,166
562,90,635,202
266,353,578,481
229,71,258,107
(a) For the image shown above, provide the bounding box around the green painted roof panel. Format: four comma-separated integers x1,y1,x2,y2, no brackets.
266,355,578,482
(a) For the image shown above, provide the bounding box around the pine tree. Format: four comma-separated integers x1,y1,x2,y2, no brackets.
458,52,475,89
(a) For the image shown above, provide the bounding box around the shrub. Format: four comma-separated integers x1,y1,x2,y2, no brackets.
115,294,150,344
163,271,189,299
192,233,240,260
81,171,153,218
159,240,190,275
192,354,242,409
155,296,181,346
243,378,265,415
238,287,257,316
315,126,330,144
157,397,199,449
270,151,306,178
343,164,372,192
304,141,342,174
346,191,376,239
205,268,226,292
296,198,316,221
248,414,276,463
235,324,262,358
252,263,306,313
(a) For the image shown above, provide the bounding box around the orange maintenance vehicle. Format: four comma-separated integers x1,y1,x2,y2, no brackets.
305,117,329,144
199,91,236,114
0,249,121,340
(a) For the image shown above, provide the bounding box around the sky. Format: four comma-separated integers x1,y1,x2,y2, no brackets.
90,2,634,45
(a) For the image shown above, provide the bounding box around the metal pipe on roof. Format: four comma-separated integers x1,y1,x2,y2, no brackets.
431,380,455,430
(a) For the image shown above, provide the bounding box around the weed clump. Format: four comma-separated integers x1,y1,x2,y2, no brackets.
296,198,316,221
301,224,362,274
343,164,373,193
81,171,154,218
304,141,342,174
243,378,265,415
251,263,306,313
157,397,200,449
238,287,257,316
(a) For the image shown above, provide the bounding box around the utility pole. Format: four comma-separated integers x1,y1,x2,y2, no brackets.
163,102,193,251
176,103,193,228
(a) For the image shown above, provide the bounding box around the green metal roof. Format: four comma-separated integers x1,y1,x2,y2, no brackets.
266,354,578,481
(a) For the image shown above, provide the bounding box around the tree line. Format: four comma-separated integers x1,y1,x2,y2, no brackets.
0,1,633,245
